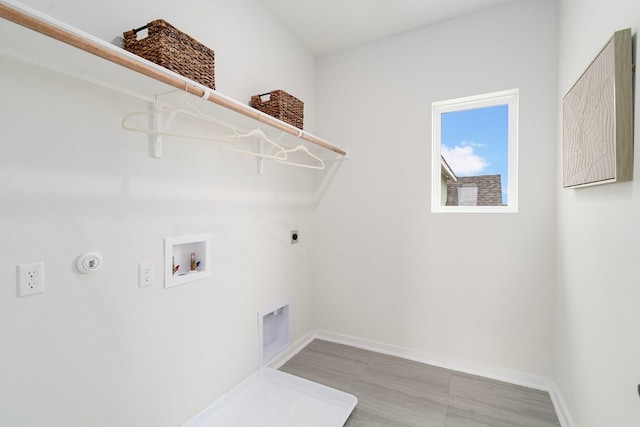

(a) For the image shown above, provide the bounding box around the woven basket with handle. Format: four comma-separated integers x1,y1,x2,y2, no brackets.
250,90,304,129
123,19,215,90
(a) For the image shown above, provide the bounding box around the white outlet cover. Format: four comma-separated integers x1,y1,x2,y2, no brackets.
17,262,45,297
138,262,153,288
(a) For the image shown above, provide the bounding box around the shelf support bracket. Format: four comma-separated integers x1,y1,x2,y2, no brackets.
257,137,264,175
153,94,163,158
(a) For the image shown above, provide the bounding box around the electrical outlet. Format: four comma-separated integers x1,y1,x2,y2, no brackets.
138,262,153,288
17,262,44,297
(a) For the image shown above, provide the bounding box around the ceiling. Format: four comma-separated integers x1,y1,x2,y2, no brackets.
257,0,516,56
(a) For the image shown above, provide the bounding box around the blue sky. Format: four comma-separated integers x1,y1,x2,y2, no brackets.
441,104,509,204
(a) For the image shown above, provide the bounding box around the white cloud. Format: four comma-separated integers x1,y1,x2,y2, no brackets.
441,143,489,176
460,141,485,148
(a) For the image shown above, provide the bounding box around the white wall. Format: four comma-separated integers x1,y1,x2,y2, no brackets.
14,0,640,425
555,0,640,426
0,1,318,426
19,0,316,116
314,0,558,383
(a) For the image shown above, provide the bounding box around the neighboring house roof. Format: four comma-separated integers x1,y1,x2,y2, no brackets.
445,174,503,206
441,156,457,181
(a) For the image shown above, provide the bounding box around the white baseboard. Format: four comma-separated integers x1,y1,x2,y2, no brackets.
315,330,552,392
549,381,576,427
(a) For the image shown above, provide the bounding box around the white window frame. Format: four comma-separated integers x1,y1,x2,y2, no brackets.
431,89,519,213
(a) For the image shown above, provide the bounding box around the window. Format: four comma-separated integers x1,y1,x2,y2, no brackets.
431,89,518,213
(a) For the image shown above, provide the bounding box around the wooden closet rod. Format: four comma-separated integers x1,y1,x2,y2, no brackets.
0,2,347,156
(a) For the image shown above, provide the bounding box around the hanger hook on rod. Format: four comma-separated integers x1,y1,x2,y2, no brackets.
179,82,190,103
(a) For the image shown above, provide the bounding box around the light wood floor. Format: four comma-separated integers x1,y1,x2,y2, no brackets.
280,339,561,427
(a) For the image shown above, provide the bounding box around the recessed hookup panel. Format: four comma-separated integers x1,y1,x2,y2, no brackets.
164,234,212,288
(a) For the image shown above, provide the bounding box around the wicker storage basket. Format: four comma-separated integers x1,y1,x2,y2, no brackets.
250,90,304,129
123,20,215,90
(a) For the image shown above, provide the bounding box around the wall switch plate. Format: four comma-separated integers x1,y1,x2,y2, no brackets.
138,262,153,288
17,262,44,297
291,230,299,244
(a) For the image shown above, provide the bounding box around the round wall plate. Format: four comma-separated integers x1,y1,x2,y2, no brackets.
77,252,103,273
